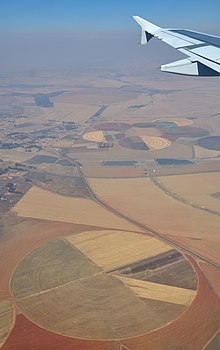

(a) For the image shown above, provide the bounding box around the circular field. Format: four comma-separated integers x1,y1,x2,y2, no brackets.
119,136,171,150
94,122,131,131
83,130,123,143
83,131,105,142
0,294,14,345
11,231,197,341
197,136,220,151
141,136,171,150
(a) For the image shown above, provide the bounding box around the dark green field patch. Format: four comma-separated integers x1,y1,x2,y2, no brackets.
27,155,58,164
119,136,149,150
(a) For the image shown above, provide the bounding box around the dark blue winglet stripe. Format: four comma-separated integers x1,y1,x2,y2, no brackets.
171,29,220,48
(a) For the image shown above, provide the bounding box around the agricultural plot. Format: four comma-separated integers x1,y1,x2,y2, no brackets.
0,295,14,346
119,136,171,151
12,186,138,231
83,131,106,142
11,239,101,299
88,178,220,243
117,252,197,290
115,276,196,306
67,230,172,271
122,263,220,350
159,172,220,214
0,219,89,297
154,118,193,127
140,136,171,150
82,166,142,178
16,273,188,339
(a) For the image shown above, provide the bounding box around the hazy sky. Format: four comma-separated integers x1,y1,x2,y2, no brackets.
0,0,220,74
1,0,220,32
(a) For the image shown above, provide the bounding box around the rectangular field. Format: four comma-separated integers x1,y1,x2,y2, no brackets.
67,230,172,271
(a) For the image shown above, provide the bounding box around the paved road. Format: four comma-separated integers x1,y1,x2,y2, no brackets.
75,163,220,270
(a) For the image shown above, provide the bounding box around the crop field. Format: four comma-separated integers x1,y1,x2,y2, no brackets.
16,273,173,339
0,219,100,296
122,263,220,350
94,122,131,131
40,102,100,124
83,131,106,142
89,177,220,242
12,186,138,231
197,136,220,151
0,295,14,346
67,230,172,271
83,166,142,178
2,314,120,350
115,275,196,306
11,239,101,299
158,172,220,213
140,136,171,150
117,253,197,290
154,118,193,127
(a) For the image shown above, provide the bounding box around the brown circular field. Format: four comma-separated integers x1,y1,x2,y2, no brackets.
11,231,197,341
162,126,209,141
119,136,171,151
94,122,131,131
197,136,220,151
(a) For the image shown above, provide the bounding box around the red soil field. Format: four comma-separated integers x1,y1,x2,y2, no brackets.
122,259,220,350
166,236,220,266
0,219,104,297
2,314,120,350
199,263,220,300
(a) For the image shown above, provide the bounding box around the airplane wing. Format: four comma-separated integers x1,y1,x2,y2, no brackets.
133,16,220,76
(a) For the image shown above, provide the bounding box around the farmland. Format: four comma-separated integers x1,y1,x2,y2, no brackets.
0,70,220,349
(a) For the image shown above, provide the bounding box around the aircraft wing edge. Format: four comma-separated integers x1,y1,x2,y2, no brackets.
133,16,220,76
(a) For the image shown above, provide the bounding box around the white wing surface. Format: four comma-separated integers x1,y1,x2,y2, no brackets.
133,16,220,76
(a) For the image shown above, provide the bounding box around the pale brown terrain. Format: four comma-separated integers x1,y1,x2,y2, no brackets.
0,70,220,349
12,186,139,232
159,172,220,213
89,177,220,242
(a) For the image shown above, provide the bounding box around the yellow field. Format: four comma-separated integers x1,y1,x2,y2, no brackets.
83,131,105,142
154,118,193,126
116,276,196,306
89,178,220,242
12,186,139,232
159,172,220,213
0,296,14,346
67,230,172,271
140,136,171,150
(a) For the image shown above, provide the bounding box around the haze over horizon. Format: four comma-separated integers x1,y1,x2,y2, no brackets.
0,0,220,73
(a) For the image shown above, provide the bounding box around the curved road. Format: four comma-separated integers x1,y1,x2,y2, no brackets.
74,163,220,270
